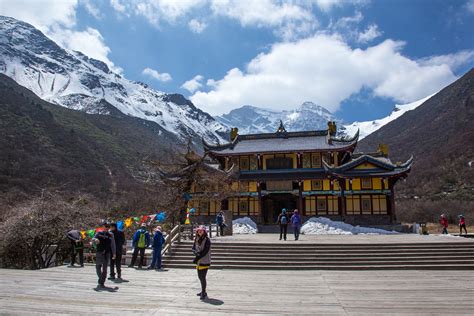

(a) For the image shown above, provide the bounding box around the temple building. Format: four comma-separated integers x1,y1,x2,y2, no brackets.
190,121,412,225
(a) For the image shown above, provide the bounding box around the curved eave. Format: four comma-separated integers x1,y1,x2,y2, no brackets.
331,129,359,144
324,154,413,174
202,135,239,151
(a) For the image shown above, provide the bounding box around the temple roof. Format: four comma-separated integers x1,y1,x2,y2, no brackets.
323,154,413,178
203,129,359,156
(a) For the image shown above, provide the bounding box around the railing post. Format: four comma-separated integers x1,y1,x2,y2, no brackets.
178,223,181,243
209,223,212,238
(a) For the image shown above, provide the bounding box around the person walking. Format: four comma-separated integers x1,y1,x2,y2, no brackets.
109,223,125,280
192,225,211,300
440,214,449,234
291,209,302,241
148,226,166,270
216,211,226,236
129,223,150,269
277,208,289,241
459,215,468,235
67,229,84,267
92,221,116,289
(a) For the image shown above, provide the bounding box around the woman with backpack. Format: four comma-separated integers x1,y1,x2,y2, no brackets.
129,223,150,269
277,208,289,241
192,225,211,300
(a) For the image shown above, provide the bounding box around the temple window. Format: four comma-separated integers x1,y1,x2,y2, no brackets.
267,157,293,169
311,153,322,168
249,156,258,170
311,180,323,190
302,153,311,168
361,178,372,189
240,156,249,170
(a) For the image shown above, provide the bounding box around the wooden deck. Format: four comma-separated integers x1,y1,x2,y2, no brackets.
1,265,473,315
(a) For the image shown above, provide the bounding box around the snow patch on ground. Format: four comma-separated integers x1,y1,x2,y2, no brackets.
301,217,398,235
233,217,258,234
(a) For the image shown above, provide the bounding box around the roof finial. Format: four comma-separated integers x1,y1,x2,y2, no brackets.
276,120,287,133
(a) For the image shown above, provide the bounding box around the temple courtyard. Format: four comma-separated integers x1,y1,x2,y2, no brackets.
1,234,473,315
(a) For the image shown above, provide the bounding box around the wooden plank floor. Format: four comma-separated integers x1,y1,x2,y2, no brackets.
1,265,473,315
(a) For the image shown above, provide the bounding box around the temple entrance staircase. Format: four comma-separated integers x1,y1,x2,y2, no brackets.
126,225,474,270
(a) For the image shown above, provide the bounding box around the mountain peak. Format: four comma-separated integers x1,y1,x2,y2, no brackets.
0,15,226,144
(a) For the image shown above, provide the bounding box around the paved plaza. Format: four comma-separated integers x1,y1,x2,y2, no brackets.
1,234,473,315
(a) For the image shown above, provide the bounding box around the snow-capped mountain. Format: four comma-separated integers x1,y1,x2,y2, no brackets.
0,16,225,143
216,102,343,134
343,94,434,140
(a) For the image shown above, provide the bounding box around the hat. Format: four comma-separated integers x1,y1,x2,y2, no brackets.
100,219,110,227
140,223,147,228
154,226,162,232
440,214,446,217
196,225,207,233
459,214,464,218
282,208,287,213
293,209,299,213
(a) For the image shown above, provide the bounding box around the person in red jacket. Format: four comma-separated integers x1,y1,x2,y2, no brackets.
459,215,468,235
439,214,449,234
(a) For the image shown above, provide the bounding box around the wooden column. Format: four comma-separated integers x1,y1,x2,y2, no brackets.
339,178,346,221
257,182,263,223
388,178,396,224
298,181,303,213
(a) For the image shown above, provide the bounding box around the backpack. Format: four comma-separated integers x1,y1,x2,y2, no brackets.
280,215,287,225
137,231,146,248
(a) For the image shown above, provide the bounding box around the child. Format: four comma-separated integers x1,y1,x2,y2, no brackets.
439,214,448,234
459,215,467,235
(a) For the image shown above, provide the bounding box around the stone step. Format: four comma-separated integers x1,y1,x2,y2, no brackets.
161,263,474,270
176,243,474,249
164,255,474,261
163,259,474,266
169,248,474,255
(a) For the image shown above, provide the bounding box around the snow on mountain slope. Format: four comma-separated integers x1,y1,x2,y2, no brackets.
343,94,434,140
216,102,343,134
0,16,225,143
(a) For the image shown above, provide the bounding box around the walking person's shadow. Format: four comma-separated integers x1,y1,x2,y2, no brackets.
201,297,224,305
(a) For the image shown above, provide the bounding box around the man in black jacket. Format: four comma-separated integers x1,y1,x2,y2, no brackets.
109,223,125,280
92,221,116,288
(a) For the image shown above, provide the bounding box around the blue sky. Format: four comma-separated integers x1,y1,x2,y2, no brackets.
1,0,474,122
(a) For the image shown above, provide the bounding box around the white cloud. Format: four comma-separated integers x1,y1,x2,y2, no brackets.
107,0,320,40
313,0,369,12
467,0,474,13
210,0,317,40
418,50,474,70
0,0,77,31
110,0,127,13
0,0,120,73
81,0,102,19
188,19,207,33
142,67,173,82
110,0,205,26
190,34,469,115
357,24,381,43
181,75,204,93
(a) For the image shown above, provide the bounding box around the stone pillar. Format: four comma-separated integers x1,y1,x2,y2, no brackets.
222,209,233,236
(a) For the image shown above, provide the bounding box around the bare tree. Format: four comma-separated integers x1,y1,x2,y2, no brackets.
0,194,103,269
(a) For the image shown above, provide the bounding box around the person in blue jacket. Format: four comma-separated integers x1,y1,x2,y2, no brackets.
129,223,150,269
216,211,226,236
148,226,166,270
291,209,302,241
